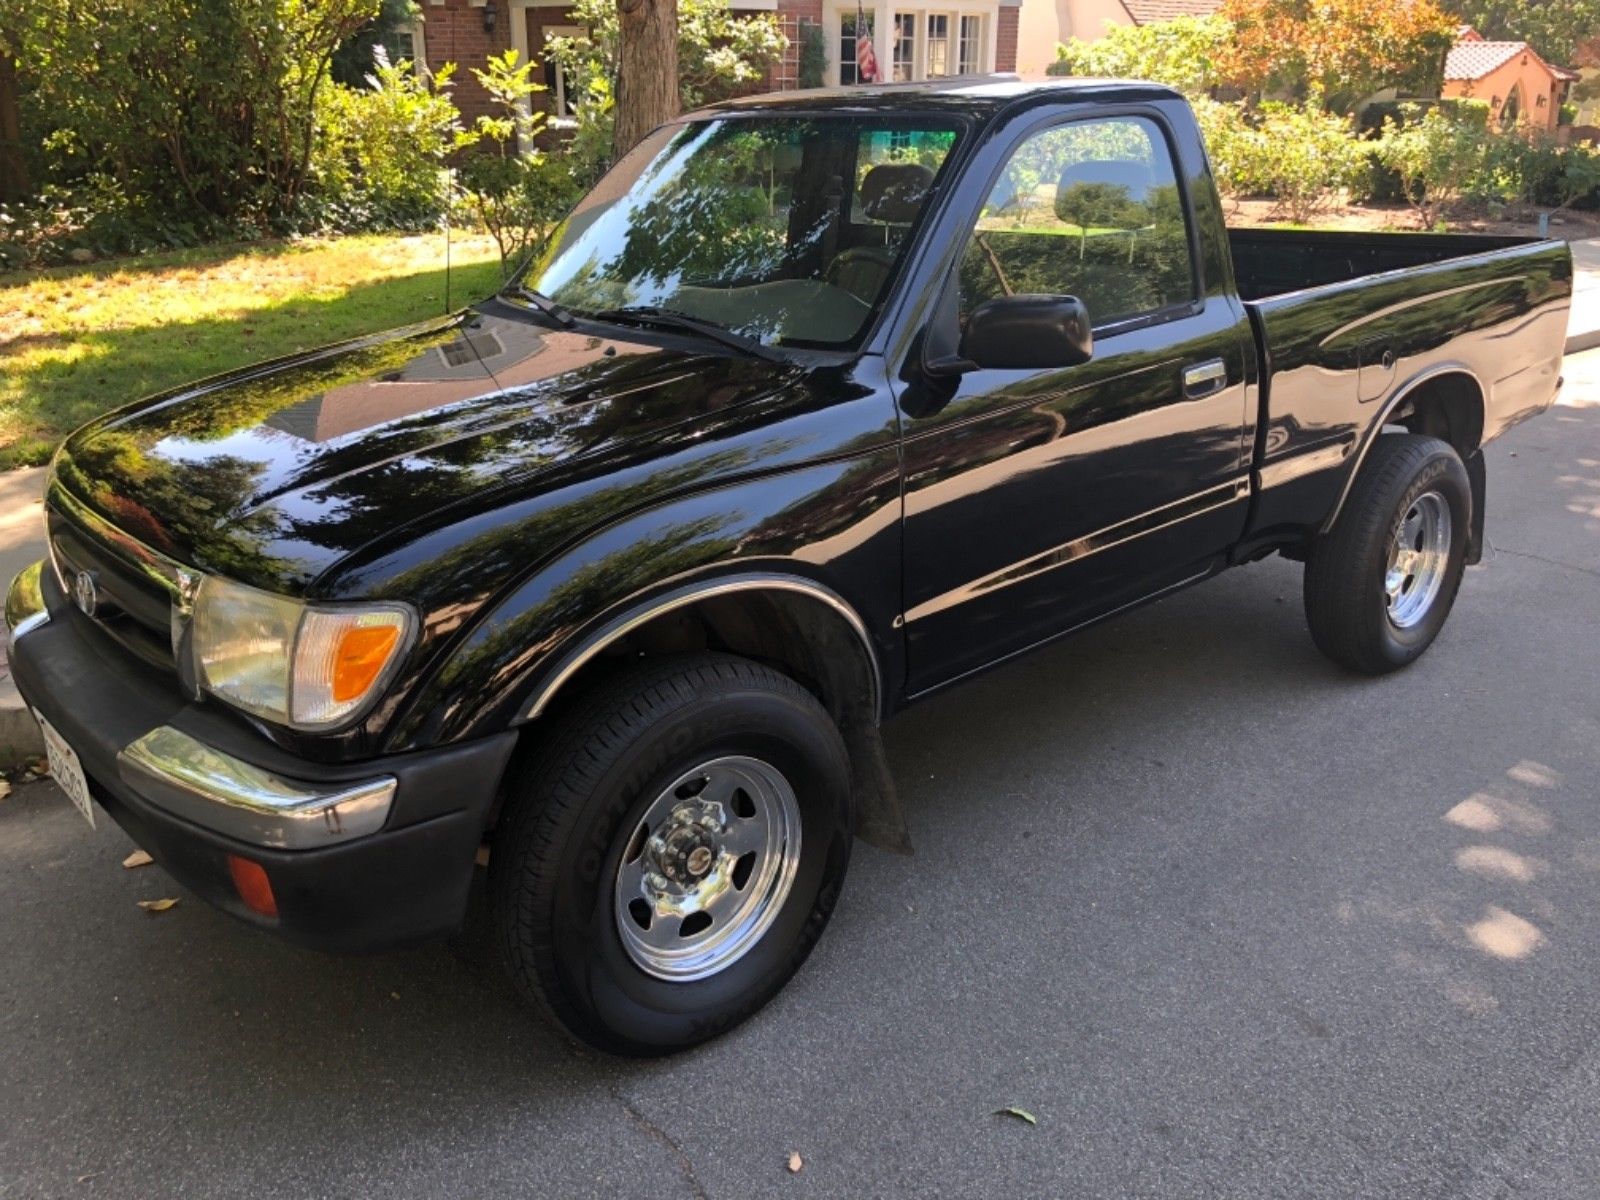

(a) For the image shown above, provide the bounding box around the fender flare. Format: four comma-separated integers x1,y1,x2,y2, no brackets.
1319,363,1487,536
518,570,884,722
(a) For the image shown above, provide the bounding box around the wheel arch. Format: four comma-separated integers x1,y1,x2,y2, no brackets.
511,570,911,854
1321,364,1487,536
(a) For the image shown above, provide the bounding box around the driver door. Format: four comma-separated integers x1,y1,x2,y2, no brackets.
897,111,1253,693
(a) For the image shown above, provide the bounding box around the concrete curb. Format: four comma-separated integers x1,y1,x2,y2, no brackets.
1566,329,1600,356
0,633,43,766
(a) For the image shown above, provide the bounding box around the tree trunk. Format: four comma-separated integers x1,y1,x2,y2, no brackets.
613,0,678,158
0,44,30,202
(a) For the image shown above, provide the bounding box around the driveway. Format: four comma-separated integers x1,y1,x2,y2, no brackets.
3,376,1599,1198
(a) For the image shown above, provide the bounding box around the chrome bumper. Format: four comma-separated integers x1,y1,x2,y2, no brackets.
117,727,396,849
8,559,395,850
5,560,49,642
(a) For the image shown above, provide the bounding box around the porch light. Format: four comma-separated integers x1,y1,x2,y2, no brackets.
483,1,498,34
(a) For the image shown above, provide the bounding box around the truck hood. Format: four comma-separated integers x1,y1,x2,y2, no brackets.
53,307,807,593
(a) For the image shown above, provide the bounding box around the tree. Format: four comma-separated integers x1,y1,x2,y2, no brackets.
456,50,580,274
1444,0,1600,65
1219,0,1457,113
0,20,29,201
614,0,680,156
548,0,785,165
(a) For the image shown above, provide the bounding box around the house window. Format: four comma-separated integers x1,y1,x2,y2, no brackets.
380,21,424,72
926,14,951,77
958,15,983,75
1500,82,1524,128
837,6,991,85
892,12,916,81
840,10,874,85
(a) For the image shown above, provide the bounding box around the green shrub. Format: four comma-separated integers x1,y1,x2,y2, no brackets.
13,0,380,226
312,54,461,231
1049,15,1233,96
1355,99,1488,205
798,21,829,89
455,50,581,276
0,178,245,271
1195,100,1363,222
1372,104,1490,227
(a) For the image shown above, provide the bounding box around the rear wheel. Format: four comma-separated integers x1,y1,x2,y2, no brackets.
490,653,852,1055
1304,434,1471,675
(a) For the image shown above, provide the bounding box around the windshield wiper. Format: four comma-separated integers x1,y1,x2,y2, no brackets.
586,306,784,363
503,283,576,328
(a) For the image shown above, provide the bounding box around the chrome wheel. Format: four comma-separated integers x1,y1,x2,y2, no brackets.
1385,490,1452,629
613,756,802,982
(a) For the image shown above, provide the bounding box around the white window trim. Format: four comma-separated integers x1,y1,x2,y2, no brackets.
543,24,584,121
825,1,1000,88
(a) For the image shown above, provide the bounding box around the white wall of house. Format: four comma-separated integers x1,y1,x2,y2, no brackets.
1015,0,1132,78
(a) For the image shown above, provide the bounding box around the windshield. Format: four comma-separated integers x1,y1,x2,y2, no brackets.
517,115,962,349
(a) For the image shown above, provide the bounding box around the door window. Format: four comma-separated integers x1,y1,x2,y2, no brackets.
957,116,1197,327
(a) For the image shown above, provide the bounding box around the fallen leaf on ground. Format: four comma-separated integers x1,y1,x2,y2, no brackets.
27,757,49,777
122,849,154,869
137,898,179,913
0,780,10,801
787,1152,803,1174
995,1106,1037,1125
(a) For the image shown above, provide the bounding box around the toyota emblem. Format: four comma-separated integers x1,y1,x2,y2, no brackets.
72,570,98,618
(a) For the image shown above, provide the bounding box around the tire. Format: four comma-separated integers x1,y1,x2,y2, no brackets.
1304,433,1471,675
489,652,853,1056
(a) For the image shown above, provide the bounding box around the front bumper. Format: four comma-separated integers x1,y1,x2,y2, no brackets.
6,561,517,953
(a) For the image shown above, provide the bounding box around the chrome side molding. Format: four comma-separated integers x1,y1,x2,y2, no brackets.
521,573,882,722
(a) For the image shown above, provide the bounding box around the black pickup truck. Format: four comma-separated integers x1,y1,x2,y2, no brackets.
7,78,1571,1054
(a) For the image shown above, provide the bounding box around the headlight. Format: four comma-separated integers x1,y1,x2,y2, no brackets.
191,576,414,730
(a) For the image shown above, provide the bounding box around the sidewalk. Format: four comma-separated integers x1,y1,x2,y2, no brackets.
0,466,45,763
1567,237,1600,354
3,240,1600,764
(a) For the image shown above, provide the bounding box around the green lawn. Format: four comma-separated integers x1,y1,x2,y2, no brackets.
0,233,504,469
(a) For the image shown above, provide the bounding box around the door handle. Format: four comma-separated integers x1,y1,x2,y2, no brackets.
1183,359,1228,399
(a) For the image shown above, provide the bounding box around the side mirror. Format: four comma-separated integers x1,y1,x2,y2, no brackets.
962,294,1093,371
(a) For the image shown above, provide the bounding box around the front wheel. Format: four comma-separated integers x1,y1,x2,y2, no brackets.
489,653,853,1056
1304,433,1471,675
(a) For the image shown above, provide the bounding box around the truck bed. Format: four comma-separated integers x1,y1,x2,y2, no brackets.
1227,228,1542,301
1231,228,1572,549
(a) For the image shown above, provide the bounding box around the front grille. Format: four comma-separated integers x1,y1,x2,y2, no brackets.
46,495,181,674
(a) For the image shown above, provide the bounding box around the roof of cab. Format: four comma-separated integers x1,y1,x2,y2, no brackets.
691,75,1184,120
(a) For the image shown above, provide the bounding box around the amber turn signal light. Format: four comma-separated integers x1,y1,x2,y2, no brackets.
227,854,278,918
331,624,402,703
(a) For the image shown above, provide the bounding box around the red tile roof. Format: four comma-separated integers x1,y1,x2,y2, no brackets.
1444,39,1533,81
1120,0,1223,23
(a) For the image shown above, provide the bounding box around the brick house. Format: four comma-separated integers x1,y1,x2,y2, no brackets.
400,0,1022,132
1442,26,1578,134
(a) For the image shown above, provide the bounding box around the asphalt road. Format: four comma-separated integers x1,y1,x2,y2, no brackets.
4,384,1600,1199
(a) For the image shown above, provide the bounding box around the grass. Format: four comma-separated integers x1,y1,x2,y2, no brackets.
0,233,504,469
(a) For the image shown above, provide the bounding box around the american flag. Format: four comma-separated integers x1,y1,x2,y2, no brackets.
855,1,879,83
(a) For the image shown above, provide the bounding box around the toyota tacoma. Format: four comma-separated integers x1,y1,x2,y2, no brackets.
6,78,1571,1054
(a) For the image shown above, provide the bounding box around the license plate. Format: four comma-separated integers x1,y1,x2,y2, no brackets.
33,710,95,828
